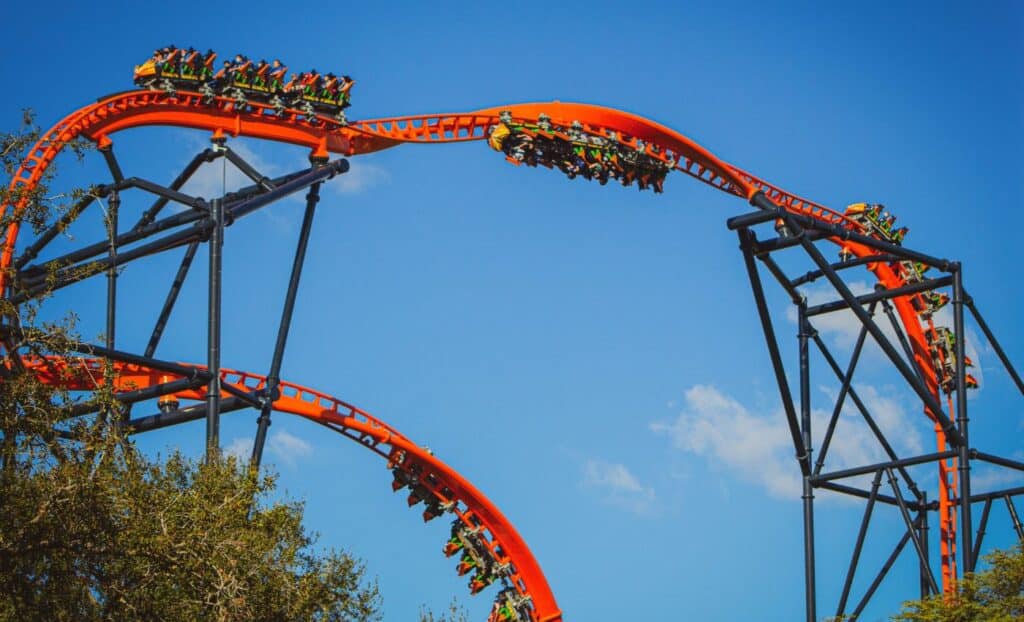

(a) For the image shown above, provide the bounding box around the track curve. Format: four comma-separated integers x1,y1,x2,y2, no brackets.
2,88,967,605
22,356,561,622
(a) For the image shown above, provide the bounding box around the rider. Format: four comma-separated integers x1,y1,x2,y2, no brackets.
268,59,288,91
252,59,270,88
180,47,200,76
200,49,217,80
338,75,355,106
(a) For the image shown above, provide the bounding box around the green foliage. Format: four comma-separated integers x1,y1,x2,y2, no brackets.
0,116,381,622
419,599,470,622
0,369,382,622
893,541,1024,622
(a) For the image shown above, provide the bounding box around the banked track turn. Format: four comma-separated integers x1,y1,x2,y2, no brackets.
2,90,967,617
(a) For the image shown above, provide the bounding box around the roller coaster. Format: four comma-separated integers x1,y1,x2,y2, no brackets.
4,49,1023,621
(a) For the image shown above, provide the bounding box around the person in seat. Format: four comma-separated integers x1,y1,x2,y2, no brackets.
338,75,355,106
268,59,288,91
321,73,339,99
302,70,322,97
253,59,270,88
200,49,217,80
469,571,496,594
180,47,200,76
233,56,253,87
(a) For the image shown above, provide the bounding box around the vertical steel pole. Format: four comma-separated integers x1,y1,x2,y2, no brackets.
836,470,882,618
918,492,930,598
887,468,940,594
953,265,974,571
798,303,816,622
252,174,324,469
206,197,223,460
971,498,992,567
737,229,808,475
1006,495,1024,540
106,190,119,351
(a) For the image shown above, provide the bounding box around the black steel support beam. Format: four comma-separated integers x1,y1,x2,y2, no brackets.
918,492,930,598
132,149,220,231
755,201,963,448
965,295,1024,395
740,195,955,271
738,228,808,474
106,190,119,351
252,174,324,469
836,470,882,619
851,529,914,620
880,295,925,386
813,451,958,484
224,147,275,191
118,177,207,212
749,229,831,255
69,342,205,379
1006,496,1024,539
799,303,816,622
972,498,992,567
220,382,263,409
66,376,207,418
805,276,952,318
99,143,125,184
144,242,199,358
121,246,200,425
815,480,904,507
952,267,974,571
814,305,873,475
758,254,802,304
12,162,349,306
886,468,940,595
206,197,223,460
791,254,901,288
125,396,248,434
13,188,105,269
972,451,1024,473
23,168,307,280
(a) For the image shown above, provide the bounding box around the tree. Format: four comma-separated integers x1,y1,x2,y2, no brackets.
419,599,471,622
0,115,382,621
893,541,1024,622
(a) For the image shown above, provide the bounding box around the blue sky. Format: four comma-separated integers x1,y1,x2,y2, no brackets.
2,1,1023,620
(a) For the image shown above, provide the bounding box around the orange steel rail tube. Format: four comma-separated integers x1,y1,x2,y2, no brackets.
2,90,961,600
22,356,563,622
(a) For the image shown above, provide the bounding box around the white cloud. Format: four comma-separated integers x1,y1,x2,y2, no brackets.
789,280,890,351
581,458,657,516
968,466,1024,491
331,158,388,194
791,280,985,393
651,385,798,498
222,430,312,469
267,429,313,469
180,141,286,200
224,436,253,461
651,384,923,500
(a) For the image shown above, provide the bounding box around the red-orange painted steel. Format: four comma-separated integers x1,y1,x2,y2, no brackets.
1,89,962,602
22,356,562,622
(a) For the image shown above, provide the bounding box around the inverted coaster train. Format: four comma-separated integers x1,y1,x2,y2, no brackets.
4,52,1024,621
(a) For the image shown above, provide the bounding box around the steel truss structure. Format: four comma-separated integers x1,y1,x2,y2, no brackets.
729,199,1024,621
5,125,562,622
3,82,1021,621
10,136,347,466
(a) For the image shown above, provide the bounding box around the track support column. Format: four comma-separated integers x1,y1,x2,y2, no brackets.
953,265,974,571
252,155,330,469
206,195,224,461
798,303,816,622
105,190,119,352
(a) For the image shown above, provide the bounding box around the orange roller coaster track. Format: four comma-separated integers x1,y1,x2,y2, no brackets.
4,86,1022,621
